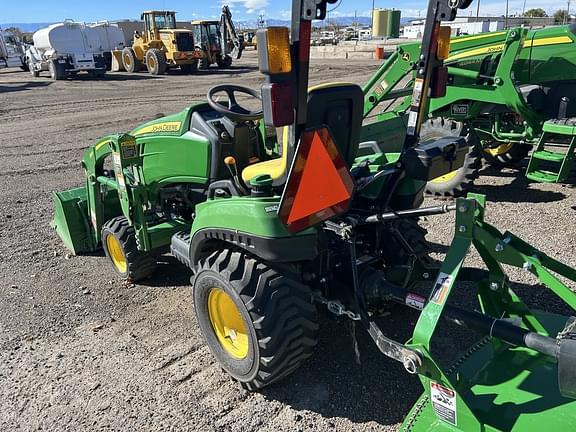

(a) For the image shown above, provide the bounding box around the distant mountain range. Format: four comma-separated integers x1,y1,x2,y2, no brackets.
1,16,415,33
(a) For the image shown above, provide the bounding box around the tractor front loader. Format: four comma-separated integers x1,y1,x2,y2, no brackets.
363,23,576,195
52,0,576,430
122,10,203,75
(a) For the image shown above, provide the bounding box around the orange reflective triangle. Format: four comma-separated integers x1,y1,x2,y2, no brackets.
279,127,355,233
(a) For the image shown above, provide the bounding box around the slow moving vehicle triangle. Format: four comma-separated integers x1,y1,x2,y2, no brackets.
279,127,355,233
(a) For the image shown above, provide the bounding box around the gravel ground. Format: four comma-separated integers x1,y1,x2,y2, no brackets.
1,50,575,431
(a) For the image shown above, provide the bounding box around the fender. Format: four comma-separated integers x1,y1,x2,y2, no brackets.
189,196,319,265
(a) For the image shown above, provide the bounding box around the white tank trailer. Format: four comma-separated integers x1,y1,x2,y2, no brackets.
26,20,106,80
88,22,126,70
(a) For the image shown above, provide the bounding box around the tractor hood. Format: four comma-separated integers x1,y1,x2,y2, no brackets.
130,104,202,137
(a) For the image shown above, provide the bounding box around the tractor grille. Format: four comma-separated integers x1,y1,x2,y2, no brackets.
175,33,194,52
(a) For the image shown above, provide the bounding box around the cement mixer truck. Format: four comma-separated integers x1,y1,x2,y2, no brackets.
26,21,107,80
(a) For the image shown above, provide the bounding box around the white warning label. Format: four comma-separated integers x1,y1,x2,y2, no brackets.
430,381,457,426
406,293,426,310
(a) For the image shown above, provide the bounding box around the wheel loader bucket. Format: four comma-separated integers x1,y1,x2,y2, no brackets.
51,187,95,254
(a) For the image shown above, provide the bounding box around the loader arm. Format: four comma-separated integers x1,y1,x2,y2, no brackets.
363,27,545,142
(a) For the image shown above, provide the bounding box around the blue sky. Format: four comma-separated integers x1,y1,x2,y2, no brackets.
0,0,568,24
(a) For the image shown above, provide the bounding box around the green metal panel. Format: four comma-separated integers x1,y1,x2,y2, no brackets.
403,311,576,432
147,219,191,248
139,134,211,185
191,196,316,239
130,104,205,137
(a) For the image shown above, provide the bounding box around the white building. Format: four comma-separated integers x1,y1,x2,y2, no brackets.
401,17,504,39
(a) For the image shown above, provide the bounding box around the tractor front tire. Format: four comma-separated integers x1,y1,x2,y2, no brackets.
122,47,141,73
101,216,157,281
421,118,482,197
193,249,319,390
482,142,531,168
180,61,198,74
146,48,167,75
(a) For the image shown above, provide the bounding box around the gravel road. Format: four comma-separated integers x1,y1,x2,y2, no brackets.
1,50,575,431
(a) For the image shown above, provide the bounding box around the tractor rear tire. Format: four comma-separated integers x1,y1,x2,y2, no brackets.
49,60,65,81
180,61,198,74
146,48,167,75
381,219,433,267
482,142,531,168
101,216,157,281
122,47,141,73
217,55,233,68
421,118,482,197
193,249,319,390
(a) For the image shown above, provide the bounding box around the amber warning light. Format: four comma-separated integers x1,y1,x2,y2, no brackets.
278,127,355,233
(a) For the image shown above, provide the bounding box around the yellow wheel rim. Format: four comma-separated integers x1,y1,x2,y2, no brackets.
207,288,249,359
430,169,459,184
484,143,514,157
148,55,155,70
106,234,127,274
124,54,131,67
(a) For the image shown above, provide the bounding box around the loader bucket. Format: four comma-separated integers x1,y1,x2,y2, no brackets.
51,187,96,254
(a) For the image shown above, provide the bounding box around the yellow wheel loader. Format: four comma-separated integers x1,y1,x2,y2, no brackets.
122,11,203,75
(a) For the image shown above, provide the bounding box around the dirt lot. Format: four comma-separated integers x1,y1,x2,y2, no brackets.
1,50,575,431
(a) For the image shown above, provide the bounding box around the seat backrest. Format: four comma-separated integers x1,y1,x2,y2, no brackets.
306,83,364,167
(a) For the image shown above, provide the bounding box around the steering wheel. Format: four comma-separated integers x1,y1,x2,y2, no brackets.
207,84,263,122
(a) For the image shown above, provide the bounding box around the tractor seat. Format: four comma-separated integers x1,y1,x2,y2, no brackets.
242,126,289,186
241,83,364,187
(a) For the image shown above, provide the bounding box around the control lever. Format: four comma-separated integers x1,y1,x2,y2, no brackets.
224,156,248,195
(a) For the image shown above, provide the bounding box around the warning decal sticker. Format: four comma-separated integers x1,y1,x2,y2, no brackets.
430,272,453,305
431,381,457,426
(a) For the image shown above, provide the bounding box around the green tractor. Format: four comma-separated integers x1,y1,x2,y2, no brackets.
364,24,576,195
52,0,576,430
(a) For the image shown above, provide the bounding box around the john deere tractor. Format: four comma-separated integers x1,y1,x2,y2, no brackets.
364,24,576,195
53,0,576,430
122,11,203,75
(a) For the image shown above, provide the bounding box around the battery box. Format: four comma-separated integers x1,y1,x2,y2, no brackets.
401,136,469,181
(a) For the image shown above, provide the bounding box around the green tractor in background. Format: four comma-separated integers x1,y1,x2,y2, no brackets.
52,0,576,430
364,24,576,195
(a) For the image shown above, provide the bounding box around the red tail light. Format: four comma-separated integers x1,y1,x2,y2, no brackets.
262,82,294,127
430,66,449,99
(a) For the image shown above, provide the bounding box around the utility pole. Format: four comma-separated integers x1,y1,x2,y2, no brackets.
505,0,509,29
568,0,572,24
522,0,527,16
476,0,481,21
